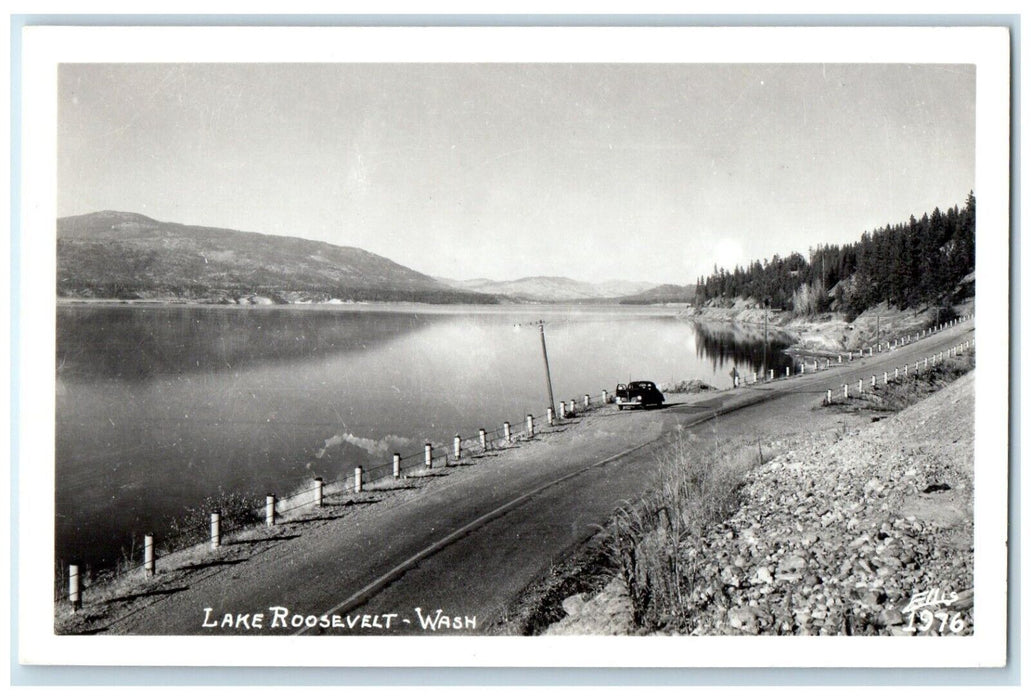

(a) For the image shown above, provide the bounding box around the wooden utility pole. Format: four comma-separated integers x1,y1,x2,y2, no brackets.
538,321,557,416
763,299,769,376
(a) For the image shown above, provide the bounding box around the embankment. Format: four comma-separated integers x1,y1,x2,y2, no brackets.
545,356,974,636
682,298,975,356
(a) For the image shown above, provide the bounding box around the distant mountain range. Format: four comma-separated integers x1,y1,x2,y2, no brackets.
616,283,698,305
56,211,690,305
433,275,658,302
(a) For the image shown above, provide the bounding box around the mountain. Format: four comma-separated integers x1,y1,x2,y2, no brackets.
617,283,698,305
593,279,663,298
57,211,499,304
435,275,657,302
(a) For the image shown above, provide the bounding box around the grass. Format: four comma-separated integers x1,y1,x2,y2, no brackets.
833,351,975,415
603,351,976,632
608,433,776,630
163,490,266,554
54,488,268,606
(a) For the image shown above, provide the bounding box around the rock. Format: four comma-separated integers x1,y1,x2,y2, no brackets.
561,593,587,617
754,606,775,629
739,529,759,545
546,579,634,636
752,566,774,585
720,565,744,588
863,477,885,497
878,555,903,572
776,553,809,582
878,608,904,627
728,606,761,634
858,589,886,610
800,530,821,547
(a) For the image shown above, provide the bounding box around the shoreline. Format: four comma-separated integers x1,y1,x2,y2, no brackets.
54,380,721,635
682,298,975,356
58,296,974,353
53,301,800,571
55,297,691,318
52,317,975,635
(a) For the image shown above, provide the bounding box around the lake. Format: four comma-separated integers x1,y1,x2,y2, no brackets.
55,303,794,568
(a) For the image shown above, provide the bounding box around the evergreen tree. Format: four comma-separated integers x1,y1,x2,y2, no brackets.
695,195,975,316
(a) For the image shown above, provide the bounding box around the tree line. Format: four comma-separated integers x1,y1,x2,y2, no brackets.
694,193,975,319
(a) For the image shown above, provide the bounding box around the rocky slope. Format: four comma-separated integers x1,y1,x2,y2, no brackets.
548,370,974,636
682,298,976,355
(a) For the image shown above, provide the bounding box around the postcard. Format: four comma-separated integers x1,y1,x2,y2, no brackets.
14,23,1011,669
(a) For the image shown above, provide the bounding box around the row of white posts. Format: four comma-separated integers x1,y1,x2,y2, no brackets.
66,388,617,610
67,317,973,608
824,338,974,405
738,313,972,387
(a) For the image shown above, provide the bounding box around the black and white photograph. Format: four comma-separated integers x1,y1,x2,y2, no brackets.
14,23,1011,671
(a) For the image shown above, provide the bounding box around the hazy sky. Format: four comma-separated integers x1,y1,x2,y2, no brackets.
58,63,974,284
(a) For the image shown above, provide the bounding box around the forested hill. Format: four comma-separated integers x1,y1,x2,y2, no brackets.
694,193,975,319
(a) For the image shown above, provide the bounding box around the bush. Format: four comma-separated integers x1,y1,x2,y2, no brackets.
924,305,958,330
163,489,264,553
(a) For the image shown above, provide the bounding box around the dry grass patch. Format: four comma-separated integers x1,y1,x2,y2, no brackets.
610,434,777,630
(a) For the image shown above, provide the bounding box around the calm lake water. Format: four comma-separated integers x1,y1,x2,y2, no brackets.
55,303,793,568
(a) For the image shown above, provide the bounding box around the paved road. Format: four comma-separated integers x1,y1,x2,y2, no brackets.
105,320,974,635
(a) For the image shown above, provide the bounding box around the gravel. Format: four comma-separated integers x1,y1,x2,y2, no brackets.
548,371,974,636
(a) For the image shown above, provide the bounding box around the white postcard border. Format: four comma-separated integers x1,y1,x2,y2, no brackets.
16,25,1011,668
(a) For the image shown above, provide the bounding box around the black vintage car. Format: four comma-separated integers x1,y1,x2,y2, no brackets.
614,381,665,410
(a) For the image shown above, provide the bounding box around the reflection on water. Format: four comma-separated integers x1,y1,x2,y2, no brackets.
691,321,796,378
57,306,431,381
55,304,793,568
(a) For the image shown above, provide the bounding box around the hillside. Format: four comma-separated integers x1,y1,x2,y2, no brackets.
57,211,499,305
617,283,697,305
436,275,656,302
695,194,975,318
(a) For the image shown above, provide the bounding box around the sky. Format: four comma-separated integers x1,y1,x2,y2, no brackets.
58,63,975,285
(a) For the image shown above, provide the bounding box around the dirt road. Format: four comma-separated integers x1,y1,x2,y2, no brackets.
89,320,974,635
